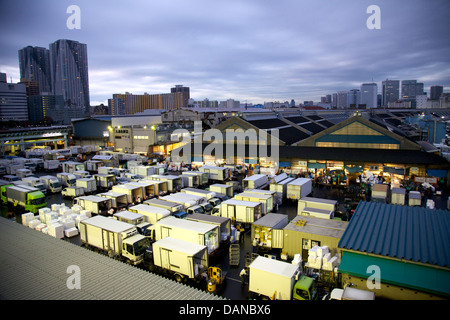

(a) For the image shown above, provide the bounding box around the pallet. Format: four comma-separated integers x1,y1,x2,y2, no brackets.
229,244,240,267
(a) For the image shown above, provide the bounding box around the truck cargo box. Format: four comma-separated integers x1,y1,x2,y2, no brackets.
286,178,312,200
128,203,171,224
251,213,288,249
297,197,337,214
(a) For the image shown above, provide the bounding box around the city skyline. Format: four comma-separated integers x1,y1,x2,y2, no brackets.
1,0,449,106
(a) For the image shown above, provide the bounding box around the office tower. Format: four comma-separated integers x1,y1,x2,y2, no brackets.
347,89,361,109
50,39,90,113
171,85,190,108
0,73,28,122
336,91,348,109
430,85,443,100
28,94,64,124
18,46,52,94
382,79,399,106
401,80,424,99
360,83,377,109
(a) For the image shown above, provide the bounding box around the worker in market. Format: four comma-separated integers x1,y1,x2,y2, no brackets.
240,267,248,287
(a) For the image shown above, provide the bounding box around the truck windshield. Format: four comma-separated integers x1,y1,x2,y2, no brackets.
51,181,62,188
29,197,46,205
202,203,213,212
133,238,151,256
193,207,204,214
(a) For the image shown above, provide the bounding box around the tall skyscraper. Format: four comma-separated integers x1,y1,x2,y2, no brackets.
430,85,443,100
382,79,399,106
18,46,52,94
360,83,378,109
50,39,90,113
347,89,361,109
171,85,190,108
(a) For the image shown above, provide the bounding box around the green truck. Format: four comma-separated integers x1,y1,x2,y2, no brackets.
1,184,47,214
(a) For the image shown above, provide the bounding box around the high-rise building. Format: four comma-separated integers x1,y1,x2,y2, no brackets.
401,80,424,99
0,73,28,122
382,79,399,106
336,91,348,109
171,85,190,108
50,39,90,113
360,83,377,109
430,85,443,100
18,46,52,94
347,89,361,109
28,94,64,124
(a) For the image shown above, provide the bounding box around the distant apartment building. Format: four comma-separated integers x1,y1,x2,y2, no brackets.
110,90,185,115
0,73,28,122
382,79,399,106
170,85,190,108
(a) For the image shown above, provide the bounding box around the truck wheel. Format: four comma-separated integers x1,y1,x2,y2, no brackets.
174,274,184,283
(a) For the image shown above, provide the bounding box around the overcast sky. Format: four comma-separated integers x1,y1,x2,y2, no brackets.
1,0,449,105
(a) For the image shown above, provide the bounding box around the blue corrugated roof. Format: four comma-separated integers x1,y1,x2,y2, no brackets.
338,201,450,268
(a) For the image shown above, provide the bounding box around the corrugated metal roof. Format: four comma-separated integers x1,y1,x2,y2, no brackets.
0,217,224,300
338,201,450,268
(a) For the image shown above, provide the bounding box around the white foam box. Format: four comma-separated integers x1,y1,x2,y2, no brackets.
51,204,62,212
308,246,318,258
36,223,47,232
41,227,48,235
28,219,41,229
317,245,329,257
39,208,51,222
45,212,58,224
22,212,35,226
80,210,92,218
71,205,82,214
64,227,79,238
48,223,64,239
75,214,88,228
61,218,76,230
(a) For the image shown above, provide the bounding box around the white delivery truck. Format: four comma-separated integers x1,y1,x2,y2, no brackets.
297,197,338,216
85,160,103,173
328,287,375,300
149,216,220,255
150,237,208,283
73,170,92,179
93,173,116,191
57,172,77,187
148,175,182,193
199,165,231,182
62,161,85,173
43,160,61,171
180,174,199,188
182,171,209,186
127,181,157,199
112,184,144,204
172,192,214,214
112,210,152,237
98,191,128,211
40,175,62,193
243,174,269,190
22,176,47,194
186,213,231,245
140,179,169,196
245,189,277,211
16,168,32,179
79,215,151,266
61,186,85,199
76,177,97,194
286,178,312,200
129,165,156,179
270,177,295,204
180,187,216,200
218,199,263,225
143,198,185,216
73,195,112,216
248,256,316,300
159,194,197,210
235,191,273,214
251,213,289,250
128,203,171,225
209,183,233,198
